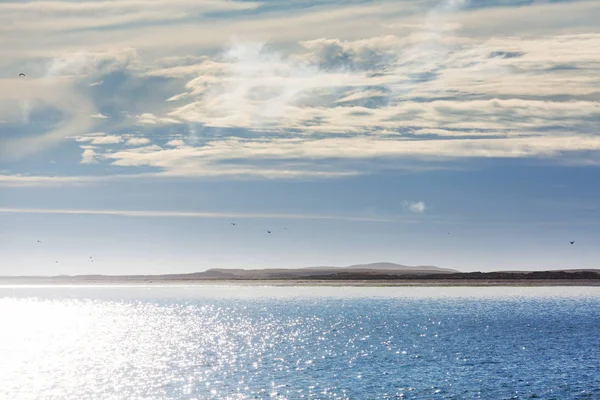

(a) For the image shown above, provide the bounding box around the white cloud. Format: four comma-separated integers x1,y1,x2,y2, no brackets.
403,200,427,213
0,207,395,222
2,0,599,60
80,147,100,164
87,134,600,179
44,48,140,79
3,0,600,184
136,113,181,125
0,0,261,46
0,172,161,187
76,135,123,145
0,1,423,58
166,139,186,147
0,47,143,162
0,77,97,162
91,113,109,119
125,137,152,146
157,30,600,138
0,174,90,187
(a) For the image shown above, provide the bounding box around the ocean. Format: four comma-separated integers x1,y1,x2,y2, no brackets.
1,285,599,399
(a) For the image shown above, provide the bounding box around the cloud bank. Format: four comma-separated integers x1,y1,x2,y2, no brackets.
1,0,599,184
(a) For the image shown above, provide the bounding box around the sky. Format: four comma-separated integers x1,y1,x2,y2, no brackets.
1,0,599,275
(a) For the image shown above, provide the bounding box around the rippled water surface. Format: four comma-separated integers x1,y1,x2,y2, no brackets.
1,286,599,399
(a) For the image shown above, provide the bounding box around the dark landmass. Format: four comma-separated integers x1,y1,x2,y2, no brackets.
1,262,600,286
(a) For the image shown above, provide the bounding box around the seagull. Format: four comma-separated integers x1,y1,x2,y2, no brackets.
19,73,25,77
570,241,575,244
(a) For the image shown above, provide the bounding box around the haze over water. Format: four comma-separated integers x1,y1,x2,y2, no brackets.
1,286,599,399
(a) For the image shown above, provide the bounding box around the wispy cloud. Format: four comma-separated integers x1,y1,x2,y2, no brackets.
125,137,152,146
136,113,180,125
0,0,261,43
90,113,109,119
0,164,359,186
0,51,121,161
0,207,397,222
76,134,123,145
2,0,599,184
0,173,156,187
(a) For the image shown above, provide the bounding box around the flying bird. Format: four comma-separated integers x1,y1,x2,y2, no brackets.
37,240,41,243
570,241,574,244
231,223,236,226
267,230,271,234
19,73,25,77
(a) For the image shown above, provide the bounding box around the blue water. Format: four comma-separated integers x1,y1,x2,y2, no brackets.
1,286,599,399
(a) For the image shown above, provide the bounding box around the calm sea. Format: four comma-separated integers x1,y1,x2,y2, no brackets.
1,285,599,399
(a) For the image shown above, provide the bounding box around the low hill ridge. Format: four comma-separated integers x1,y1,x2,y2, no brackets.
2,264,599,284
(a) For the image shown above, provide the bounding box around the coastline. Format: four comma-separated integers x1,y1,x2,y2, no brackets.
1,278,600,287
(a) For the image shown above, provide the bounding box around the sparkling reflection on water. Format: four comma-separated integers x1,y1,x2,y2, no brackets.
1,286,599,399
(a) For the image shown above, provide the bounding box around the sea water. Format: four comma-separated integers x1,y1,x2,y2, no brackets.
0,285,599,399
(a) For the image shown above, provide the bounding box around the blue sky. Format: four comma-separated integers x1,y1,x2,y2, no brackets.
1,0,600,275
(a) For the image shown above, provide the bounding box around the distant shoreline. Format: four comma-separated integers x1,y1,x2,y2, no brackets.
2,267,600,287
4,263,600,287
1,279,600,287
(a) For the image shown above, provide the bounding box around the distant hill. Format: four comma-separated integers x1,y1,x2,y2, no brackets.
1,263,599,284
303,262,456,273
198,263,458,279
345,262,457,273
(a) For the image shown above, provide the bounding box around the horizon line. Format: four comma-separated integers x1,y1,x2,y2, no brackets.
2,267,600,279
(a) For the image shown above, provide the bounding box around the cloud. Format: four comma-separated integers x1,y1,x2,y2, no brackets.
2,0,600,185
0,207,397,222
2,0,599,60
0,172,159,187
125,137,152,146
136,113,181,125
157,30,600,137
0,174,92,187
104,134,600,163
43,48,140,79
403,200,427,213
0,0,261,45
0,77,96,162
80,147,100,164
0,48,141,162
0,1,424,58
166,139,186,147
73,133,599,180
0,163,359,186
91,113,109,119
75,134,123,145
